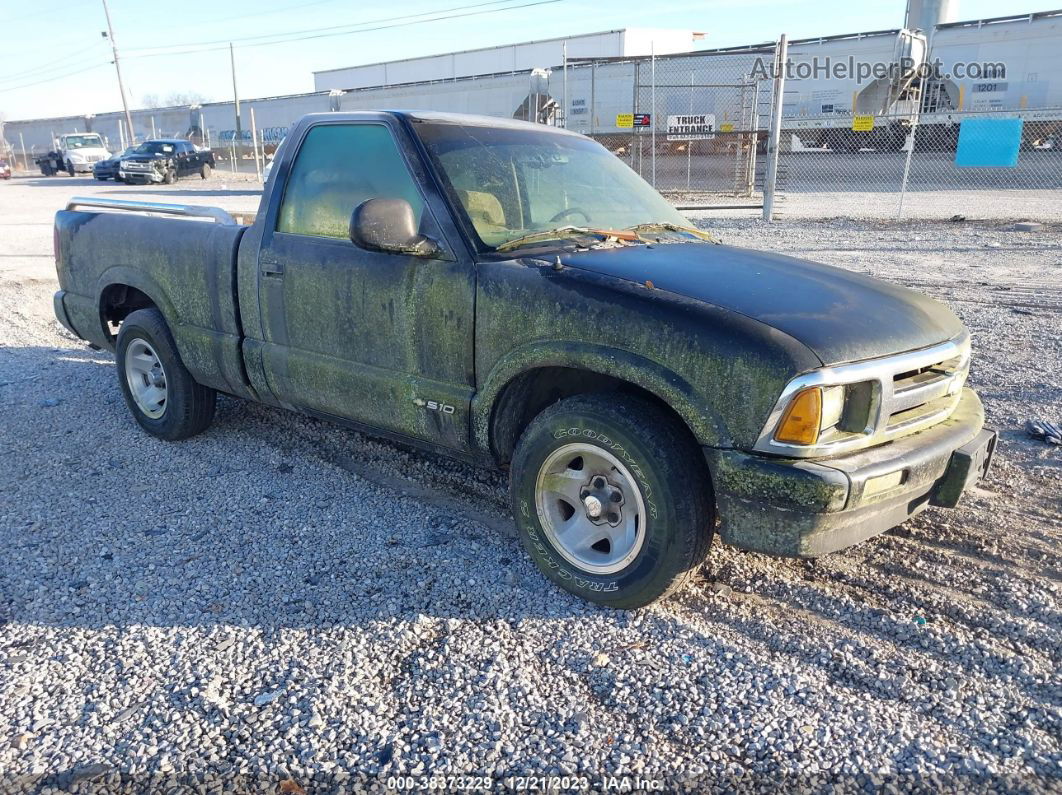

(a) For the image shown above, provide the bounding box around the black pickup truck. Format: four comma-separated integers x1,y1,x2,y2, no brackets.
118,138,214,184
53,111,996,607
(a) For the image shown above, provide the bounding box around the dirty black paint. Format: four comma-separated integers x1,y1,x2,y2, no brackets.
52,110,979,562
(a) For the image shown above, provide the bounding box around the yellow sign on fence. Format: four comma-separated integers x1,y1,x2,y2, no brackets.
852,115,875,132
616,113,634,129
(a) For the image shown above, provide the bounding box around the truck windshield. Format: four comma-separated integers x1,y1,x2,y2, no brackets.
62,135,103,149
133,142,177,155
415,122,694,251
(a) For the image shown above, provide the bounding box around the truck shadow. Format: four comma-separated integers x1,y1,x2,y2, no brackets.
3,343,1059,782
1,344,568,632
13,177,100,188
3,344,1058,644
100,187,263,198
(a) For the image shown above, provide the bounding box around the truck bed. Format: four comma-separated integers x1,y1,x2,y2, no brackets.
53,199,252,399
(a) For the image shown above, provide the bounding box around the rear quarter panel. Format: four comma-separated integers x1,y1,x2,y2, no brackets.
55,210,249,396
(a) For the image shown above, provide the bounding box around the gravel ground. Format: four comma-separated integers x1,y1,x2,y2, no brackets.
0,178,1060,793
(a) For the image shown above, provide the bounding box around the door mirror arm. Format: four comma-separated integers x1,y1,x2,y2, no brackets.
349,198,442,259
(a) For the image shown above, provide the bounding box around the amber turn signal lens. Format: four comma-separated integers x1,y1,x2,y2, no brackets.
774,387,822,445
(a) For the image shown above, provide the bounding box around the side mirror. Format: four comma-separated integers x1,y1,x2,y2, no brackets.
349,198,440,258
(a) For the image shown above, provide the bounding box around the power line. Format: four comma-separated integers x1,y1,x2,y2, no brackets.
193,0,364,28
0,62,109,93
0,57,106,89
1,44,106,83
123,0,564,60
0,2,70,27
0,0,565,95
124,0,548,54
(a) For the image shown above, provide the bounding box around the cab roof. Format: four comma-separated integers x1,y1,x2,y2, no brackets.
297,110,584,137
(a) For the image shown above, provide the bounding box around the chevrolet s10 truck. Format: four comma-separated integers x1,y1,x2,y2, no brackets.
53,112,996,607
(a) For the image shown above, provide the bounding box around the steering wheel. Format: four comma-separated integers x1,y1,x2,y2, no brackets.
549,207,591,224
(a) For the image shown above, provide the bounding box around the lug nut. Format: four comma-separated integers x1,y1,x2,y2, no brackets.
583,495,604,519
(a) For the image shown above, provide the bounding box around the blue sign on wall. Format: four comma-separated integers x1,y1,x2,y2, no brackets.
955,118,1023,168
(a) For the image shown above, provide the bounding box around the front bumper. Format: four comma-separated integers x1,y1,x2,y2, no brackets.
119,169,164,184
705,388,995,557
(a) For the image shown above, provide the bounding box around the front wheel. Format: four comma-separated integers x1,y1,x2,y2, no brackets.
510,394,714,608
200,163,211,179
115,308,216,441
65,160,75,177
162,167,177,184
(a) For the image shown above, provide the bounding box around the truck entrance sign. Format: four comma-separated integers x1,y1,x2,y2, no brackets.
666,114,716,140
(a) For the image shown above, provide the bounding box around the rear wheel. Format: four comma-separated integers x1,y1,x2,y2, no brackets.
115,308,216,441
510,394,714,608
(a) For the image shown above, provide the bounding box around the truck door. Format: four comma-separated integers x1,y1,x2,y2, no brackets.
254,119,476,451
176,141,196,175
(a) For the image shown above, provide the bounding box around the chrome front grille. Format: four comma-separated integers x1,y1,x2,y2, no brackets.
886,351,967,432
754,332,971,458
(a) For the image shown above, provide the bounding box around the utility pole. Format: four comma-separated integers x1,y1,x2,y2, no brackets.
762,33,788,222
230,43,242,141
101,0,135,145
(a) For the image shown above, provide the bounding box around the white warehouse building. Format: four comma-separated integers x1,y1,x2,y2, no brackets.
312,29,703,91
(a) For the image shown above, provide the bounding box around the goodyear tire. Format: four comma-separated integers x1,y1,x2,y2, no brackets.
510,394,713,608
115,308,216,441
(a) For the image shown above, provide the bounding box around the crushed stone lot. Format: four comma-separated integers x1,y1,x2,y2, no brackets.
0,177,1059,792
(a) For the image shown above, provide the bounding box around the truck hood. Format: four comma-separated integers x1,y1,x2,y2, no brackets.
124,153,170,163
558,242,964,366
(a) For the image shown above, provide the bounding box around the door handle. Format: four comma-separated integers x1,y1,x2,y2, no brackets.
261,262,285,278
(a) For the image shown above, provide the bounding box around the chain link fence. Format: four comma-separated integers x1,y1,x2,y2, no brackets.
565,40,1061,222
5,33,1060,221
562,50,772,209
772,105,1062,221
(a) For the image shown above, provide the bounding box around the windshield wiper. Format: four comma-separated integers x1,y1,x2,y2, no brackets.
495,226,625,253
624,222,714,241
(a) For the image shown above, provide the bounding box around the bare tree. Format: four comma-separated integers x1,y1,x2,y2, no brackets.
140,91,210,109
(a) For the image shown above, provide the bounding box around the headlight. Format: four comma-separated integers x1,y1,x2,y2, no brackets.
772,383,872,446
820,385,846,431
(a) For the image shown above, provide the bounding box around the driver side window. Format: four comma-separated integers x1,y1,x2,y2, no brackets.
277,124,425,240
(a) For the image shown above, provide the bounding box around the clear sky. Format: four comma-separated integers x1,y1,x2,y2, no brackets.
1,0,1058,120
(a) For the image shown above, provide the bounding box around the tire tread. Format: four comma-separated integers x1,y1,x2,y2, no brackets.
116,308,215,441
512,392,714,608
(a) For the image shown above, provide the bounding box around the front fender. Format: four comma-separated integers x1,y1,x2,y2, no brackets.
472,340,731,453
473,257,822,455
